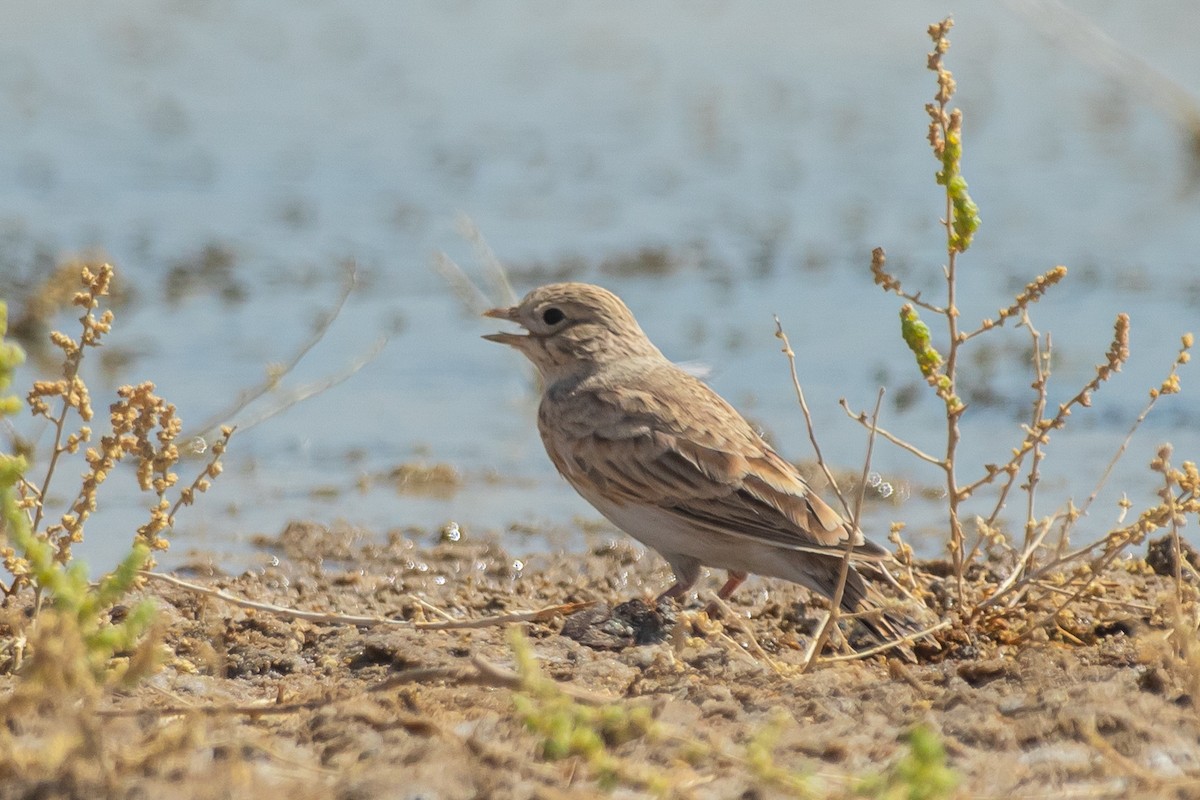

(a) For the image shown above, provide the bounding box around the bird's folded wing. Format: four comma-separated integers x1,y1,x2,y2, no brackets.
566,425,889,562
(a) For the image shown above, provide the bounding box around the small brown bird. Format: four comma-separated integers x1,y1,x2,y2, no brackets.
484,282,906,640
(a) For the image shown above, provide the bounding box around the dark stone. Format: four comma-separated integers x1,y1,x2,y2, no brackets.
560,598,672,650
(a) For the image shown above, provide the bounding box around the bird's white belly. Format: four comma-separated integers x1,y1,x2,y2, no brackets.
577,488,796,582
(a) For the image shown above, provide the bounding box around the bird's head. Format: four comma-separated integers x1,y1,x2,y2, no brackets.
483,282,662,382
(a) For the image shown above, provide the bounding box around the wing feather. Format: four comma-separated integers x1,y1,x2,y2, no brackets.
540,363,888,562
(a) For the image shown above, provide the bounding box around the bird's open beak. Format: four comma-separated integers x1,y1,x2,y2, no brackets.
482,306,527,346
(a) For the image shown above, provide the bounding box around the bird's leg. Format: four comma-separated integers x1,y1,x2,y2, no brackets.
656,556,702,605
655,580,690,603
704,571,748,617
717,571,747,600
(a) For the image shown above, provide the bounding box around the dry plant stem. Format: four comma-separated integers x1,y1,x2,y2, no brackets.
772,317,852,518
1165,458,1185,610
965,316,1052,569
982,329,1189,613
973,515,1060,614
801,388,884,673
1020,327,1050,560
229,336,386,434
919,24,972,599
373,654,622,705
838,399,942,466
703,592,781,673
187,261,359,440
169,427,234,521
433,251,495,315
818,619,953,663
871,248,946,315
950,312,1130,551
1058,372,1165,550
140,570,590,630
994,526,1142,612
982,467,1197,613
1013,533,1143,641
458,213,517,306
28,308,90,535
936,147,967,604
978,314,1047,538
1029,579,1156,612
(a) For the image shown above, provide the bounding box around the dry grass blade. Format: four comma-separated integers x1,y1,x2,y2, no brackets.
434,216,518,316
458,213,517,305
187,261,363,440
433,250,495,315
227,335,387,434
141,571,591,630
1006,0,1200,143
818,619,953,663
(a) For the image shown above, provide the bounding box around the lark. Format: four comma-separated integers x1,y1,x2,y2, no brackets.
484,282,906,640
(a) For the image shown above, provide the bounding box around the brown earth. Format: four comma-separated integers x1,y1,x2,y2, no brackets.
2,521,1199,799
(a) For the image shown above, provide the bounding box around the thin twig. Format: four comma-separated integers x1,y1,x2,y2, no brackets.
98,697,348,719
140,571,590,630
1021,326,1051,562
432,251,495,316
839,399,943,466
187,261,361,440
1165,454,1185,612
973,514,1060,613
1058,388,1169,550
819,619,952,663
457,214,518,306
1013,535,1143,641
801,388,885,673
975,313,1047,543
168,427,235,522
1027,580,1157,613
227,336,387,434
704,592,782,673
373,654,623,705
773,317,852,518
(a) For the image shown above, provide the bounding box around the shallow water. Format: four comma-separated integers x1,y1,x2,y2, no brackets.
2,1,1198,575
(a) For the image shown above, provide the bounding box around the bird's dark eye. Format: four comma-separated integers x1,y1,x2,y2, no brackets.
541,307,566,325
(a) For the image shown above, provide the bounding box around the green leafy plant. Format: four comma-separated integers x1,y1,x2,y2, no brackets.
509,627,661,791
858,725,958,800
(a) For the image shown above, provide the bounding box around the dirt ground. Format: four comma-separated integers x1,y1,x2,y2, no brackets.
3,521,1200,799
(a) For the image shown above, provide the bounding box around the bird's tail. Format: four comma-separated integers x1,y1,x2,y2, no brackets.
800,557,932,661
845,581,932,662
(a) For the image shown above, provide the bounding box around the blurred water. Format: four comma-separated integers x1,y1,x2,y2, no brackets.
1,1,1198,575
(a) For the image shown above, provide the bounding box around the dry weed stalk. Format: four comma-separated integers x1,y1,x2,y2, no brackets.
847,18,1197,634
974,337,1194,617
1,261,232,688
9,264,232,574
774,320,921,662
186,260,383,439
